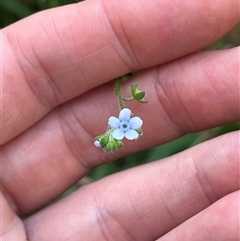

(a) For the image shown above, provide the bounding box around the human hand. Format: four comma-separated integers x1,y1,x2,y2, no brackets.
1,0,239,240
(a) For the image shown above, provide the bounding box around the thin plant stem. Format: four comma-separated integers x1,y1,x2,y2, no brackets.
114,77,125,110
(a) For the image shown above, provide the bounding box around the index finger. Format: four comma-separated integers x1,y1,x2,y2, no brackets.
2,0,239,144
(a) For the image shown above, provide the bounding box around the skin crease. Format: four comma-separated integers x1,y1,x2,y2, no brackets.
1,0,239,240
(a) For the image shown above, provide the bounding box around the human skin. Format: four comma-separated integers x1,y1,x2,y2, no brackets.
1,0,239,240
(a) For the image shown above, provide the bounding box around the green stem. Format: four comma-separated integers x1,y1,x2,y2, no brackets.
114,78,125,110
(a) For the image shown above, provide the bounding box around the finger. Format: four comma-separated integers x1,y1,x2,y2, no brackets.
24,132,240,241
0,191,26,241
158,191,239,241
2,0,239,144
2,47,239,215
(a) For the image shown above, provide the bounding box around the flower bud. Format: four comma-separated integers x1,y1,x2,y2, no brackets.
99,135,108,147
106,141,117,153
130,84,148,103
94,134,108,148
94,140,101,148
116,140,123,149
134,91,145,100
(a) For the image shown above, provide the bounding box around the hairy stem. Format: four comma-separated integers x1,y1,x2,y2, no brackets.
114,77,125,110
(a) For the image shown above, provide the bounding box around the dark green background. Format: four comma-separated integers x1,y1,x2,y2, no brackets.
1,0,239,197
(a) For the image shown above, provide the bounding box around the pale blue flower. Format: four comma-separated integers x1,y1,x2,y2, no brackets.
108,108,143,140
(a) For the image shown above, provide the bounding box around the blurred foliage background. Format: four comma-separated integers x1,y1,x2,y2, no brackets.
1,0,239,198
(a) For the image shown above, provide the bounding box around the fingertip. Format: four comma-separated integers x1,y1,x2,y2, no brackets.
0,191,26,240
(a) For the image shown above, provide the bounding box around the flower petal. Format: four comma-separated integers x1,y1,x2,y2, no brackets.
112,129,124,140
108,116,120,128
94,140,101,148
129,117,143,129
119,108,131,121
125,129,139,140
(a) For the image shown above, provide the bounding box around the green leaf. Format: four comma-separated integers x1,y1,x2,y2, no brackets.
0,0,33,18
